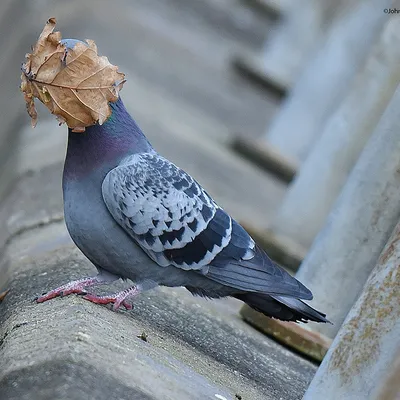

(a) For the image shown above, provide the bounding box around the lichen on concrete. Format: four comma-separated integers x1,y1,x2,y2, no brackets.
328,223,400,385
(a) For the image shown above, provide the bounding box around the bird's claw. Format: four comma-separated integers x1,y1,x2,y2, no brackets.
82,293,133,311
35,277,100,303
37,280,139,312
36,286,86,303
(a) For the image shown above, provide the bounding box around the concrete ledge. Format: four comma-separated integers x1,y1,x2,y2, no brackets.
0,162,64,256
230,136,298,183
240,305,332,363
0,244,234,400
231,53,289,98
1,360,154,400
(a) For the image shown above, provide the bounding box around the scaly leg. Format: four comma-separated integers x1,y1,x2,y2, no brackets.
82,286,141,311
36,271,119,303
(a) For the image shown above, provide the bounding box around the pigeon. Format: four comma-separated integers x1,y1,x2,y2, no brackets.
36,41,328,324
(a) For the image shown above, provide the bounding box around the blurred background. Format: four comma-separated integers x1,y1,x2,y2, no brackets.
1,0,400,399
0,0,283,226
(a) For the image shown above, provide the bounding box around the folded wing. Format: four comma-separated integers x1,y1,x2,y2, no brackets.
102,152,312,299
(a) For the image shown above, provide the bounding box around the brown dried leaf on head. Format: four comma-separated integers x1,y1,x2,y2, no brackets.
20,17,125,132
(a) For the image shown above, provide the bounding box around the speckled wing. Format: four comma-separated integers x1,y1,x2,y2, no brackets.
101,152,236,270
102,152,313,300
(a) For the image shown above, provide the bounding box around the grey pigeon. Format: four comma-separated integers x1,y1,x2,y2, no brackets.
37,41,328,324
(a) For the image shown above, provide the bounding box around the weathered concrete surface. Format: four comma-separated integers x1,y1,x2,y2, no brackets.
0,164,317,400
241,305,332,362
304,220,400,399
296,83,400,339
1,361,154,400
370,347,400,400
270,14,400,248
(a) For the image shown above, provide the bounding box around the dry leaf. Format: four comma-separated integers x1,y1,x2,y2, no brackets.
0,289,9,302
21,17,125,132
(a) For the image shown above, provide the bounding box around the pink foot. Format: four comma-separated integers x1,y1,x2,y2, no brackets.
36,276,106,303
82,286,140,311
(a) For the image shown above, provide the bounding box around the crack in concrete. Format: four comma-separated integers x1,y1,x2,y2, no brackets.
0,322,29,350
1,214,65,254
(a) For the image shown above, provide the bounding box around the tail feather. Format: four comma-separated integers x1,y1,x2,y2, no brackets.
237,292,330,323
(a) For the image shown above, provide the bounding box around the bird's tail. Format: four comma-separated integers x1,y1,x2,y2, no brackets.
236,292,330,323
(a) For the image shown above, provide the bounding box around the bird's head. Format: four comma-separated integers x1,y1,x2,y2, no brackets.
21,18,125,132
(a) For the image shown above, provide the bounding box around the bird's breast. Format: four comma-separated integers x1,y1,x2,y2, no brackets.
63,177,152,280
